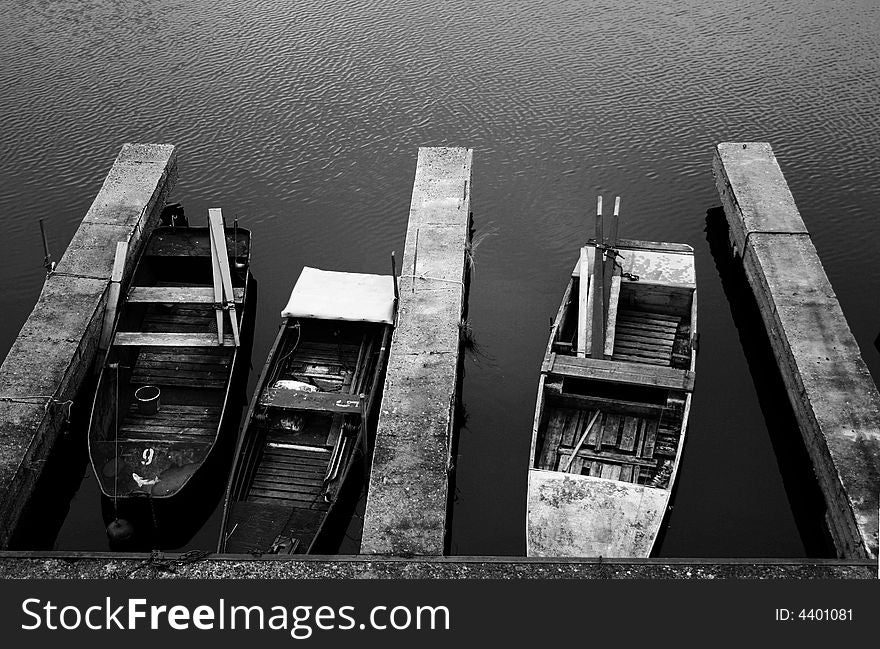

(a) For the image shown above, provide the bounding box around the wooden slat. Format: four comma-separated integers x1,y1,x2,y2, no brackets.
615,324,678,342
600,413,620,448
641,420,658,458
619,464,634,482
560,410,582,447
539,409,568,469
589,461,603,477
128,286,244,304
632,466,641,484
550,355,695,391
619,309,680,323
601,463,622,480
618,417,638,452
613,353,671,366
115,332,235,347
119,424,215,439
557,446,658,468
577,246,592,357
553,393,665,418
603,272,621,358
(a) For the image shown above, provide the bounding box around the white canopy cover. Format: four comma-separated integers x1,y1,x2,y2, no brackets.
281,266,396,324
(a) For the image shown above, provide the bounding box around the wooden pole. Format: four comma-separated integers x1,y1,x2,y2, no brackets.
208,211,225,345
590,196,605,358
563,409,602,473
39,218,53,273
391,250,399,303
209,208,240,346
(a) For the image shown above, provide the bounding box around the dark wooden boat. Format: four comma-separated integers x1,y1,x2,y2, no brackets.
218,266,394,554
88,216,251,505
527,198,697,557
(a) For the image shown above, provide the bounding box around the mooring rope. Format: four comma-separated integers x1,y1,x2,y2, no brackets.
398,273,465,288
0,395,74,423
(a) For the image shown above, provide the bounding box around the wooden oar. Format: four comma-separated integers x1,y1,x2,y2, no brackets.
208,210,224,345
590,196,605,358
209,208,240,346
97,241,129,365
563,409,602,473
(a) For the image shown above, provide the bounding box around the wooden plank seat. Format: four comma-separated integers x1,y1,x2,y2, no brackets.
259,386,362,413
128,286,245,304
115,332,235,346
549,355,695,391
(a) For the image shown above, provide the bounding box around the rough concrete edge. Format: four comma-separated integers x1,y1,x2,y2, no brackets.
360,148,472,556
713,142,878,560
0,555,873,580
742,239,878,559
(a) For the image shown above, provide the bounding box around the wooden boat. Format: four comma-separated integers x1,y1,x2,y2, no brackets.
218,266,395,554
527,197,697,557
88,211,252,505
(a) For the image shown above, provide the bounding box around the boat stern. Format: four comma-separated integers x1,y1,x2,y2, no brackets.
527,469,669,558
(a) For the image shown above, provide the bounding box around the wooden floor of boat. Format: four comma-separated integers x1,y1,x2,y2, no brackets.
118,403,220,442
128,303,234,390
612,309,680,367
246,443,331,511
225,444,331,553
537,407,680,484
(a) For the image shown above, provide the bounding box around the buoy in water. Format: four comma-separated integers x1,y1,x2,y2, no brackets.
106,518,134,544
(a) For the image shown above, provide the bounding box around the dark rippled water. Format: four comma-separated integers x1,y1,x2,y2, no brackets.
2,0,878,556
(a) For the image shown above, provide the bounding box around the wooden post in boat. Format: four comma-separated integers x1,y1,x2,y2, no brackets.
208,211,225,345
577,245,590,358
563,409,601,473
590,196,606,358
603,196,619,327
97,241,129,358
208,208,240,346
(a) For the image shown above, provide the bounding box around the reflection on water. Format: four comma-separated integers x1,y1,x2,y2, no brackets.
1,0,878,556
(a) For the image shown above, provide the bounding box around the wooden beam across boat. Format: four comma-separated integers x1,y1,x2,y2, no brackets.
550,354,695,391
127,286,245,304
259,388,364,414
114,332,236,347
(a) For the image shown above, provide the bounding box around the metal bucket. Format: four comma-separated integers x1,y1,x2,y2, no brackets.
134,385,161,415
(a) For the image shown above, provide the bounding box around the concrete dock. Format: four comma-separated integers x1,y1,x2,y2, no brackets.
713,142,880,559
0,143,177,548
0,552,872,579
360,147,473,555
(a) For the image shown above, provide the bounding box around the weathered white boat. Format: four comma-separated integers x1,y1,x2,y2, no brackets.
527,198,697,557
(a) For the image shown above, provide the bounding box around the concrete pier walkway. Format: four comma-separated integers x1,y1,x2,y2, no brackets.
713,142,880,559
360,147,472,556
0,143,177,548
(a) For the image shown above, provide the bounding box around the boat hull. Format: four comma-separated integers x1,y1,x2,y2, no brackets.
527,239,696,558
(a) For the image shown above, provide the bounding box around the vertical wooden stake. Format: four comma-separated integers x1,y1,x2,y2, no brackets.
591,196,605,358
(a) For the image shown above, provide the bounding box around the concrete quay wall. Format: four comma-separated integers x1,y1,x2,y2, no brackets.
0,143,177,548
713,142,880,559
